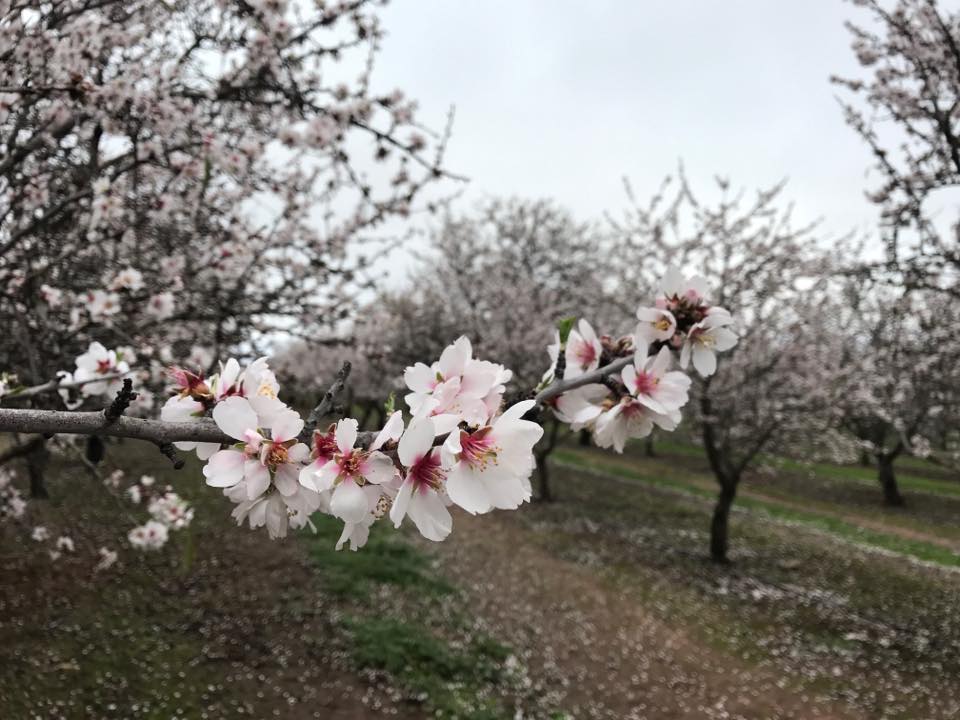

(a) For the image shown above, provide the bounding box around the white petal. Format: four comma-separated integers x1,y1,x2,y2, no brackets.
407,489,453,541
334,417,358,453
389,478,414,528
371,410,404,451
445,464,492,514
244,461,271,499
270,408,304,442
404,362,435,393
203,449,245,487
692,344,717,376
330,479,369,523
213,396,258,441
274,464,300,496
361,451,397,485
398,416,435,467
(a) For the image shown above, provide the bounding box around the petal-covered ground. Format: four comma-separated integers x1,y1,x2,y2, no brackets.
2,438,959,719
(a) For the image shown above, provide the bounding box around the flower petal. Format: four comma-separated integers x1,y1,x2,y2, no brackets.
213,396,258,441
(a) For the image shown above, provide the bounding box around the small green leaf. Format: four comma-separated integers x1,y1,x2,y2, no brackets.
556,316,577,344
384,392,396,415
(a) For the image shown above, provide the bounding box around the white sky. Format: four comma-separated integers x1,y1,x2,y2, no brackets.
370,1,883,244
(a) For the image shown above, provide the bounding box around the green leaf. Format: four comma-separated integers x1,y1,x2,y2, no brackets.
384,391,396,415
556,316,577,344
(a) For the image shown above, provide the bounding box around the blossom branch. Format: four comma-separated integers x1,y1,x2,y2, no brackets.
298,362,352,444
533,355,634,407
2,372,128,403
0,408,232,446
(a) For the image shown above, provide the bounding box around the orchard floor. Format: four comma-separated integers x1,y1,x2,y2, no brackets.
2,439,960,719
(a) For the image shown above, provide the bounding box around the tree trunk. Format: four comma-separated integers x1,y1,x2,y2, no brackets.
644,432,656,458
877,454,905,507
535,452,552,502
534,420,561,502
709,480,738,564
859,450,872,467
358,401,374,430
26,439,49,499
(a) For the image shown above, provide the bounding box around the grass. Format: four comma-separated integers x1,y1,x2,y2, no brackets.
518,458,960,719
344,616,510,719
555,447,960,567
304,513,454,599
653,436,960,498
303,513,520,718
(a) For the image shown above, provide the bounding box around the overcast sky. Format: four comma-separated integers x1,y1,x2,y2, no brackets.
369,1,882,243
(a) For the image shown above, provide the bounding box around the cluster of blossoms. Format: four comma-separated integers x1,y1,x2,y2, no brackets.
126,475,193,551
0,372,16,400
545,268,738,453
145,268,737,550
57,342,133,409
0,467,26,522
156,339,542,548
29,525,76,561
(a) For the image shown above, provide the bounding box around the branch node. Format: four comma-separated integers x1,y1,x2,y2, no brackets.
156,442,185,470
103,379,138,425
299,361,352,443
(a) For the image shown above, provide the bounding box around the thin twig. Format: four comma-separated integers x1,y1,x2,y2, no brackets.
298,361,351,443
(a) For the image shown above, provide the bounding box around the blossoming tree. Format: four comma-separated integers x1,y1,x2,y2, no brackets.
610,173,843,563
277,199,615,500
835,0,960,296
829,277,960,505
0,0,453,494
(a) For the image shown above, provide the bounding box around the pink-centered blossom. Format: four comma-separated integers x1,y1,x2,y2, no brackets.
404,336,509,427
564,319,602,378
300,416,399,524
680,310,738,377
203,397,309,502
390,417,452,542
442,400,543,514
73,341,130,397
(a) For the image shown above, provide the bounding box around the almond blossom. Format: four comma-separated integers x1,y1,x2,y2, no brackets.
128,520,169,551
593,347,691,453
552,384,607,431
73,341,130,397
204,397,309,501
635,306,677,343
564,319,603,378
404,337,508,427
622,346,691,416
390,416,453,542
300,416,399,524
442,400,544,514
680,311,738,377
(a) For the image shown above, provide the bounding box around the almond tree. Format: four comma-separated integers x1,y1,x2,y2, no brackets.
278,198,615,500
830,278,960,504
610,173,843,563
834,0,960,296
0,0,452,491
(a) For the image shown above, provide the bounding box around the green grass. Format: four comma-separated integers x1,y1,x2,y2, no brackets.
769,455,960,498
344,616,510,719
303,514,522,718
650,436,960,498
304,513,454,599
555,449,960,568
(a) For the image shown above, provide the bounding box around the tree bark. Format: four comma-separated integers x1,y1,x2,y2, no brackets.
877,453,905,507
534,420,561,502
535,452,552,502
709,479,738,564
26,438,49,499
